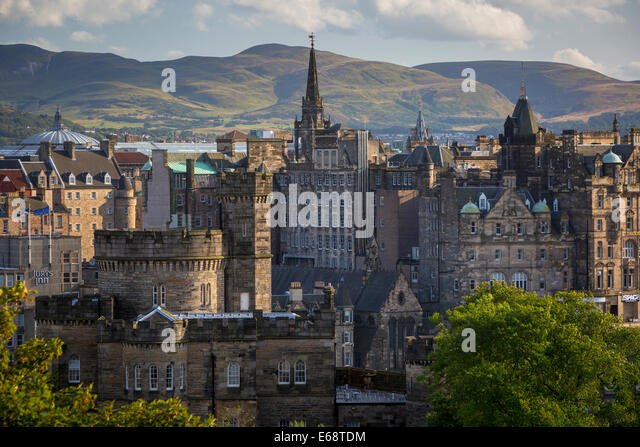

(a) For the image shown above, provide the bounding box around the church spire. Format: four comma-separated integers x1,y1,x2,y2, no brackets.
613,113,619,132
305,33,321,104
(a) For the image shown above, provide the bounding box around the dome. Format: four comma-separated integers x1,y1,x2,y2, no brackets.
460,201,480,214
602,151,623,164
532,201,551,213
20,107,99,147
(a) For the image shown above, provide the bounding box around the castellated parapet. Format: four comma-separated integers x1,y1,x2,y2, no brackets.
94,229,227,319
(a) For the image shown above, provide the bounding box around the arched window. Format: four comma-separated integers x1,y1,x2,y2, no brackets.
227,362,240,388
104,173,111,184
68,355,80,383
200,284,206,306
206,283,211,306
553,198,559,212
479,193,488,211
160,284,166,306
278,361,290,384
294,361,306,384
512,272,527,290
624,240,635,258
134,365,142,391
152,285,158,306
86,173,93,185
166,365,174,391
68,173,75,185
149,365,158,391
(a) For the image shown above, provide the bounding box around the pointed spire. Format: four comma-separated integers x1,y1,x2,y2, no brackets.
305,35,321,104
613,113,619,132
53,105,63,130
415,110,429,141
519,62,527,98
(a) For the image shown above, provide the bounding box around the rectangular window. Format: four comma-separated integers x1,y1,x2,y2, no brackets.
134,366,141,391
180,364,185,391
564,248,569,260
75,192,80,200
495,223,502,236
453,279,459,291
2,220,7,234
517,249,523,260
597,220,602,232
495,249,501,262
149,367,158,391
91,192,96,199
469,250,475,261
539,277,545,291
598,195,604,209
540,249,546,261
470,279,476,290
344,351,352,367
517,223,523,235
563,271,569,290
471,221,476,234
607,269,614,288
343,331,352,344
56,215,62,228
343,310,353,323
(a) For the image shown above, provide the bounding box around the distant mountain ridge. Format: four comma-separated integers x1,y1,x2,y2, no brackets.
0,43,639,134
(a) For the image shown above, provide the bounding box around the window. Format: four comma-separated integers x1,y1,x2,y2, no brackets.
343,309,353,323
562,222,567,234
564,248,569,260
517,223,523,235
539,277,546,291
105,174,111,184
470,279,476,290
453,279,459,291
624,240,635,258
628,218,634,231
294,361,306,384
107,191,113,199
227,362,240,388
495,223,502,236
469,250,476,261
240,292,249,311
134,365,141,391
495,249,502,262
343,331,352,344
91,191,96,199
76,208,80,215
69,174,75,185
201,284,206,306
160,285,166,306
149,365,158,391
344,351,352,367
166,365,174,390
470,221,476,234
479,193,487,210
512,272,527,290
563,271,569,290
107,208,113,215
3,220,7,234
86,173,93,185
597,195,604,209
180,364,185,391
153,285,158,305
278,361,290,384
553,199,559,212
490,272,506,284
75,192,80,200
624,269,634,289
517,249,523,260
67,192,72,200
597,270,603,289
125,365,129,391
608,244,614,258
68,355,80,383
540,249,546,261
607,269,614,289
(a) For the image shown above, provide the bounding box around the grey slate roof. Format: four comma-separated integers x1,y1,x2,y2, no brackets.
354,271,398,312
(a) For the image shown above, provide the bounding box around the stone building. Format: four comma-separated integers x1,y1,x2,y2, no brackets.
35,165,338,425
273,42,379,271
419,170,576,313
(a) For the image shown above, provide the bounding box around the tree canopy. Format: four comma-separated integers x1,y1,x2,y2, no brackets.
420,282,640,426
0,282,217,427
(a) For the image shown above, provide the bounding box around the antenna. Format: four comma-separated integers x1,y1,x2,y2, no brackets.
308,32,315,49
520,61,526,98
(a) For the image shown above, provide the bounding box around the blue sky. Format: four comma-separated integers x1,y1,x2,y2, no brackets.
1,0,639,80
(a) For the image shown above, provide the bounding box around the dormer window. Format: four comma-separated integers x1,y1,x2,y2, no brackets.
39,176,45,186
104,173,111,185
86,173,93,185
68,173,75,185
479,193,488,211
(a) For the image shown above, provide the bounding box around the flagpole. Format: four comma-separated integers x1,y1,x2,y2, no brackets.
49,209,52,266
27,202,31,267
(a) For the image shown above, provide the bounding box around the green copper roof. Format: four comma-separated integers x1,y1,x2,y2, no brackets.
460,201,480,214
602,151,623,164
141,159,152,171
167,161,216,175
532,201,550,213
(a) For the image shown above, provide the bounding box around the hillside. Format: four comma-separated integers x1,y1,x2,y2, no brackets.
0,44,513,133
416,61,640,127
0,107,86,146
1,44,639,135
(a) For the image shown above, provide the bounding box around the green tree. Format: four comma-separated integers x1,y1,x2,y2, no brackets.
0,282,217,427
420,282,640,427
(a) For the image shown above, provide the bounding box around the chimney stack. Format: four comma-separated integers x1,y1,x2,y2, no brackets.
323,284,335,310
100,139,115,159
38,141,52,161
63,141,76,160
289,281,303,303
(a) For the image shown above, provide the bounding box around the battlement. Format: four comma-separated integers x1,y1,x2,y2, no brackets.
220,170,273,197
94,229,225,261
36,294,114,321
96,308,334,343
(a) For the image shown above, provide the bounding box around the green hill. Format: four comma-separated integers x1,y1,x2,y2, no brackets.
0,43,513,133
2,44,639,135
0,107,85,146
415,61,640,129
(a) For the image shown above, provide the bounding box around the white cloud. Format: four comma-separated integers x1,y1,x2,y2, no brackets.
108,45,127,54
371,0,533,51
0,0,158,26
193,2,214,31
552,48,606,73
223,0,363,32
166,50,186,58
493,0,626,23
70,30,96,42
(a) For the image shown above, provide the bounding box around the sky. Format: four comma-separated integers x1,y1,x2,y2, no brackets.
1,0,639,80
